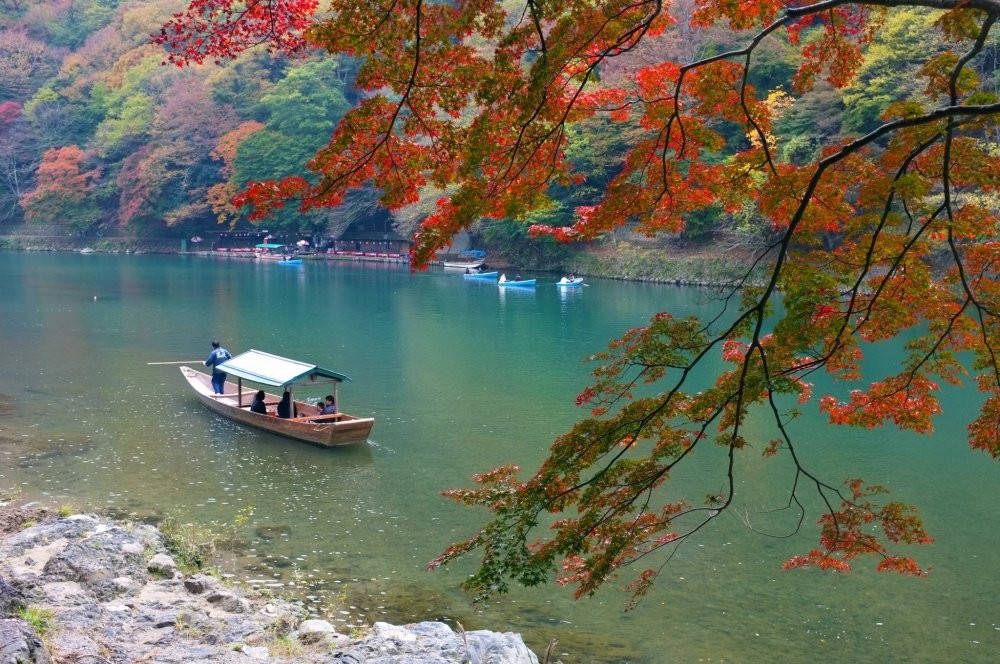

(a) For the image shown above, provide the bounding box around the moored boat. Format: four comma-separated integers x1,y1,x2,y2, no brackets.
255,243,294,260
443,249,487,270
180,349,374,447
444,260,485,270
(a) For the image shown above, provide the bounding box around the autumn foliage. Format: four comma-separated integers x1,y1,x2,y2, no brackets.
157,0,1000,603
20,145,101,230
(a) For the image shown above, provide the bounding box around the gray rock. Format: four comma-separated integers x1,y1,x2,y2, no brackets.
242,645,270,660
0,512,539,664
346,621,539,664
110,576,136,594
183,573,218,594
0,618,52,664
0,514,100,557
41,525,151,589
147,553,178,576
297,618,337,644
0,576,24,614
206,589,251,613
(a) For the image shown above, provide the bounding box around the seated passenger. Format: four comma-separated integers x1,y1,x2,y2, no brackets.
321,395,337,415
250,390,267,415
276,390,296,418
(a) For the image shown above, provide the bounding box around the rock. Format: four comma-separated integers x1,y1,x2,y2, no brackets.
465,628,540,664
345,621,539,664
206,589,251,613
147,553,178,577
0,514,100,557
111,576,136,594
0,576,24,614
0,509,539,664
0,618,52,664
242,645,270,660
297,618,337,644
40,523,153,593
183,573,217,594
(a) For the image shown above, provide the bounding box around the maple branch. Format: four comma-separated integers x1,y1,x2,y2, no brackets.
487,1,662,204
787,0,1000,19
526,0,547,55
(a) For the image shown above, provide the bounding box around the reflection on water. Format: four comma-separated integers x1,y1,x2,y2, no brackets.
0,253,997,663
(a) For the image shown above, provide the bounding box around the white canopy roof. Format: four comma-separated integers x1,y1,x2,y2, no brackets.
217,349,350,387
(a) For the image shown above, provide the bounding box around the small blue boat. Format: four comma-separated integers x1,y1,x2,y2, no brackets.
277,258,302,265
498,278,536,288
463,271,498,280
556,277,584,287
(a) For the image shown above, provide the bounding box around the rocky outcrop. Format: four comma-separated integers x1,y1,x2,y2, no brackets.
0,509,539,664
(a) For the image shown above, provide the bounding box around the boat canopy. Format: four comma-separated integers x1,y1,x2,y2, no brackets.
255,243,286,250
217,349,351,387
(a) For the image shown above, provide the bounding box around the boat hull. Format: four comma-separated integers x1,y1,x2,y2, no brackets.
498,279,536,287
444,261,485,270
463,271,498,280
180,367,374,447
556,278,584,287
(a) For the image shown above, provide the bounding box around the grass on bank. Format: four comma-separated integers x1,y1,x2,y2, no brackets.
158,512,219,573
15,605,55,636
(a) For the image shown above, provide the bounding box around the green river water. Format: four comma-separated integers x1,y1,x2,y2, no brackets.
0,251,996,663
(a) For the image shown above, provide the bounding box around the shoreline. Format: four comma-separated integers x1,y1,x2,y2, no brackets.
0,499,540,663
0,232,762,289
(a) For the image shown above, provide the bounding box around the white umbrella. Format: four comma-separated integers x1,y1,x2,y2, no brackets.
296,239,310,246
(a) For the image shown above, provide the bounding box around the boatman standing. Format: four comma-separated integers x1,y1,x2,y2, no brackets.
204,340,232,395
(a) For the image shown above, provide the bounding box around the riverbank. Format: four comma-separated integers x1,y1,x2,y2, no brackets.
0,500,540,664
0,225,763,288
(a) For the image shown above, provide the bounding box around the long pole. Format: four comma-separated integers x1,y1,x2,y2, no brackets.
146,360,201,365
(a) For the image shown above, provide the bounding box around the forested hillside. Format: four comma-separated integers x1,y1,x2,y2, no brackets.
1,0,996,254
0,0,363,241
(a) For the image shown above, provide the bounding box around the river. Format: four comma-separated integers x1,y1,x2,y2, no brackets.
0,251,996,662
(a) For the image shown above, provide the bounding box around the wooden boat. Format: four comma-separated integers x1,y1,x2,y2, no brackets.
180,349,374,447
556,277,584,287
498,278,536,288
463,271,498,280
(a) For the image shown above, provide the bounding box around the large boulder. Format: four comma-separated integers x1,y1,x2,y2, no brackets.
344,621,539,664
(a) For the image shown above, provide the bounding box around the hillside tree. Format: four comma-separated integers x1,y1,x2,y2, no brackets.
20,144,101,230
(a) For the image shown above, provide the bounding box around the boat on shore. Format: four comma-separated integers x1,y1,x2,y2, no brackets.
443,249,487,270
444,260,485,270
180,349,374,447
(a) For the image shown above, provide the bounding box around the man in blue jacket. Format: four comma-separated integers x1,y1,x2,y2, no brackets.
204,340,232,394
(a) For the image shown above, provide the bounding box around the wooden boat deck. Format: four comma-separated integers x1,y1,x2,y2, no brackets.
181,366,374,447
